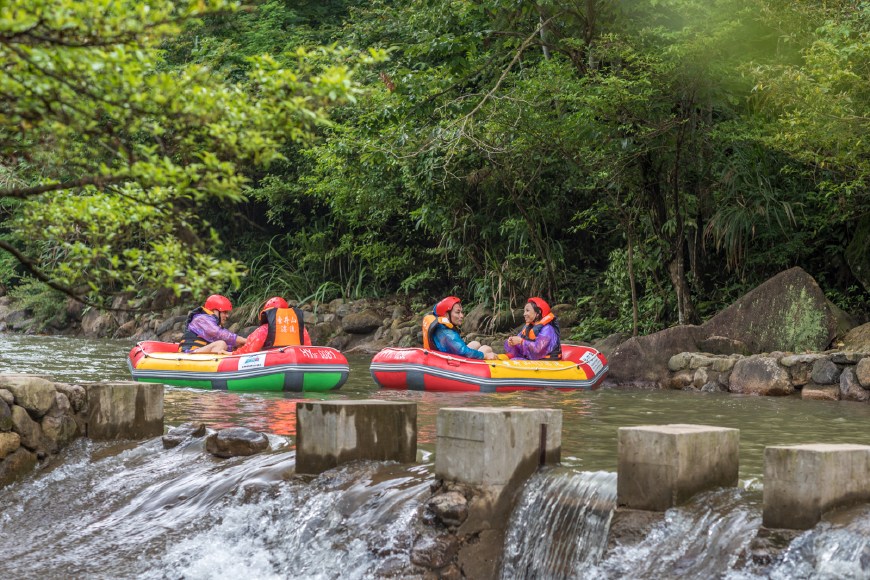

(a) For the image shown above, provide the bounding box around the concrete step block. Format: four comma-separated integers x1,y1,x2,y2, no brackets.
763,443,870,529
618,424,739,511
435,407,562,487
295,400,417,474
85,381,164,440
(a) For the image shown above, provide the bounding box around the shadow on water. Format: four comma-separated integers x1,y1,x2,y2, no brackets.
2,334,870,578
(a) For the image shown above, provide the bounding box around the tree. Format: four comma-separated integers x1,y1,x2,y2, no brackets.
0,0,375,304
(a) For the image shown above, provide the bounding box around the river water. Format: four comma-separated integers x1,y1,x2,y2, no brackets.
1,334,869,578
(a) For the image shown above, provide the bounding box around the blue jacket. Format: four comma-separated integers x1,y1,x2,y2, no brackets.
431,325,484,359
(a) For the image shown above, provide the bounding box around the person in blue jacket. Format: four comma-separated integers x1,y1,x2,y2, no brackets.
423,296,497,360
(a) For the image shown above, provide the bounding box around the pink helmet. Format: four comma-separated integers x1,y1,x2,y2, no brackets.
204,294,232,312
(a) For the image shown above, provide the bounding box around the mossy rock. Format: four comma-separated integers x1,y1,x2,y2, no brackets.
702,267,853,353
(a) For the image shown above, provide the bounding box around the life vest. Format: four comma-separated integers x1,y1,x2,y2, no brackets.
519,313,562,360
261,307,305,348
421,312,454,351
178,307,218,352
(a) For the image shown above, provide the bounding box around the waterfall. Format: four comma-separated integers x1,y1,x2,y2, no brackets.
501,469,617,579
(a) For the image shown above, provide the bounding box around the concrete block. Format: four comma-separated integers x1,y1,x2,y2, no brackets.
763,444,870,529
435,407,561,487
618,424,739,511
85,382,164,440
296,400,417,474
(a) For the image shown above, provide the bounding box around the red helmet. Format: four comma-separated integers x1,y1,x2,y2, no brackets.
434,296,461,318
527,297,551,318
204,294,232,312
259,296,288,323
262,296,288,311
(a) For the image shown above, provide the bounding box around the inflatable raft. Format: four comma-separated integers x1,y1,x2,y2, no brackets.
128,341,349,392
370,344,608,392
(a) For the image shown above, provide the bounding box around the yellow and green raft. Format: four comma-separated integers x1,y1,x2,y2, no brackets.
128,341,348,392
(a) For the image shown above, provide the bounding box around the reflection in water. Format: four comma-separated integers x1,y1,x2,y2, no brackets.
3,334,870,479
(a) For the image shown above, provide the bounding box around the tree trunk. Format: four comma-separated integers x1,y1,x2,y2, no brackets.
627,226,639,336
667,250,698,325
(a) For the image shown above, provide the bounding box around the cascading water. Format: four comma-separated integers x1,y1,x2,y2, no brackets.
0,435,432,578
501,469,617,579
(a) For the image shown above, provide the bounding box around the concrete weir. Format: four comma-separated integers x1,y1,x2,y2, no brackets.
295,400,417,475
85,381,164,440
617,424,739,511
435,407,562,487
763,443,870,529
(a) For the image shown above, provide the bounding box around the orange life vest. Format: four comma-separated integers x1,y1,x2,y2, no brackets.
261,307,305,348
421,313,454,351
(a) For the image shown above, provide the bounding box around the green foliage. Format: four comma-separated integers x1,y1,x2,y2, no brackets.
5,0,870,331
0,0,381,305
8,278,68,329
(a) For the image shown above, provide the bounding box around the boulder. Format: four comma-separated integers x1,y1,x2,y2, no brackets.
551,303,579,328
0,388,12,406
490,308,523,334
831,352,867,364
411,534,460,570
839,368,869,402
0,399,11,432
81,309,117,339
702,267,853,353
427,491,469,528
856,358,870,388
801,385,840,401
664,370,694,390
811,358,841,385
462,303,492,334
606,325,706,386
54,383,87,414
697,335,750,356
341,310,383,335
163,422,207,449
841,322,870,353
729,357,794,396
113,319,137,339
0,375,56,418
10,405,42,451
0,431,20,459
593,332,632,360
0,447,37,486
40,414,79,453
205,427,269,458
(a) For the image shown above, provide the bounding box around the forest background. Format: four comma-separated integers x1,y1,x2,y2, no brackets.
1,0,869,341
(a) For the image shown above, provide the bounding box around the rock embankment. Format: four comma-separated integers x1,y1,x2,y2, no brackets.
0,375,163,487
0,294,538,355
0,375,86,485
665,350,870,401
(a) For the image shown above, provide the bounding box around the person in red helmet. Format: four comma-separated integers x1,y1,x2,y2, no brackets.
234,296,312,354
504,297,562,360
422,296,496,360
178,294,247,354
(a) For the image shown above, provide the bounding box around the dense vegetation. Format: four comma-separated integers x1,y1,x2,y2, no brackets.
1,0,868,339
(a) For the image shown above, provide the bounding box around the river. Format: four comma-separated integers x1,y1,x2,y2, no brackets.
1,334,869,578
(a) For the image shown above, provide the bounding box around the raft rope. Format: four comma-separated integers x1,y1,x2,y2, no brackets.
418,348,586,372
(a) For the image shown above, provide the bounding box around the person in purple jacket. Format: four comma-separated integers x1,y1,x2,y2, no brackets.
178,294,247,354
504,297,562,360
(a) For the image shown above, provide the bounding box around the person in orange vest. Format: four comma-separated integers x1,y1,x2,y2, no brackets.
504,297,562,360
422,296,497,360
179,294,247,354
234,297,312,354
